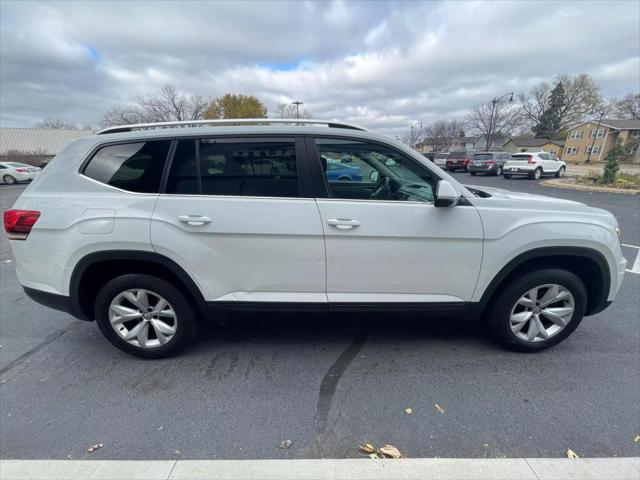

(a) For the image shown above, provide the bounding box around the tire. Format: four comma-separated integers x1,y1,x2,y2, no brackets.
530,168,542,180
487,268,587,352
338,176,351,182
555,166,566,178
95,274,198,359
503,174,512,179
3,175,17,185
495,166,503,176
470,172,477,176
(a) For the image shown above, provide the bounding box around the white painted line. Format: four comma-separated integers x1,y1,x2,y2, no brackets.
621,243,640,249
626,248,640,275
0,458,638,480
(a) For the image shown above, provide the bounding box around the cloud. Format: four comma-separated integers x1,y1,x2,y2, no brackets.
1,0,638,135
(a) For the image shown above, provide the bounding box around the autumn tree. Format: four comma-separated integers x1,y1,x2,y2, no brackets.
204,94,268,119
519,74,602,133
102,85,209,126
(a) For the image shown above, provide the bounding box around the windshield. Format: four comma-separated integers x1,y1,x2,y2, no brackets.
449,151,466,159
473,154,494,160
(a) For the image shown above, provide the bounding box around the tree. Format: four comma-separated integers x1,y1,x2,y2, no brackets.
204,94,267,119
613,93,640,120
102,85,209,127
532,81,566,138
601,139,623,184
519,74,602,133
422,120,466,152
276,103,313,119
399,123,424,148
34,118,79,129
466,97,520,150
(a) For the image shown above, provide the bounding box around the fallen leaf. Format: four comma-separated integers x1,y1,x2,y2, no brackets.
635,435,640,444
279,440,293,449
435,403,445,414
566,448,579,459
378,444,403,459
404,408,412,415
359,443,376,454
86,443,103,453
368,453,379,459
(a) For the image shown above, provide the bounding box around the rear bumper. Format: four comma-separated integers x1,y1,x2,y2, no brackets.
468,164,497,173
23,287,90,321
503,165,535,175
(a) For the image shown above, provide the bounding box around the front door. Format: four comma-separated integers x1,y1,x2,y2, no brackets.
151,136,326,303
311,137,483,304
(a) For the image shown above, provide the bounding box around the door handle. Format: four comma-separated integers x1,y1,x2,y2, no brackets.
178,215,212,226
327,218,360,230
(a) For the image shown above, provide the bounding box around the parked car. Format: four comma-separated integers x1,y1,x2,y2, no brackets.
325,159,362,182
445,151,472,172
422,152,435,162
434,152,449,167
468,152,512,176
503,152,566,180
0,162,41,184
4,119,625,358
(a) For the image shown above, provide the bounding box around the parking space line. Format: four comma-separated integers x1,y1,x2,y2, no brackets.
621,244,640,249
626,248,640,275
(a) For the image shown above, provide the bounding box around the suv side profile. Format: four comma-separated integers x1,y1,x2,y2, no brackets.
5,120,626,358
503,152,566,180
467,152,511,176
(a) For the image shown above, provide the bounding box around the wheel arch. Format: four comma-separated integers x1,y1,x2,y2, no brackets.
69,250,208,321
476,247,611,317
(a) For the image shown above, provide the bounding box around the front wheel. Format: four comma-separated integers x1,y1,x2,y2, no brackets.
95,274,198,358
470,172,477,176
487,269,587,352
555,166,566,178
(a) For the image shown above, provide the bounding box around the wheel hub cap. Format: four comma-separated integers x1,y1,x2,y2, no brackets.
509,284,575,343
108,289,177,349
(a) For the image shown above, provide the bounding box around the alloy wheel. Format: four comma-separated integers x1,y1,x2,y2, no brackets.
109,289,177,348
509,284,575,342
3,175,16,185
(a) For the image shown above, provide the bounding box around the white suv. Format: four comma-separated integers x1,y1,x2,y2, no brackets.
4,120,626,358
503,152,566,180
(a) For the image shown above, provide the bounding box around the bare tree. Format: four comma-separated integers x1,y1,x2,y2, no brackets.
102,85,210,127
519,74,602,132
34,118,79,129
422,120,466,152
399,123,424,148
466,98,520,150
276,103,313,119
613,93,640,120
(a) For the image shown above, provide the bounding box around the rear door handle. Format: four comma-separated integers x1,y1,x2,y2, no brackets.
327,218,360,230
178,215,212,226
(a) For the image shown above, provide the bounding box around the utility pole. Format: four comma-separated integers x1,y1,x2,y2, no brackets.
487,92,513,151
586,109,605,164
292,101,303,119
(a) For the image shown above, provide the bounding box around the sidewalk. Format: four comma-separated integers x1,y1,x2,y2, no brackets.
565,163,640,176
2,458,639,480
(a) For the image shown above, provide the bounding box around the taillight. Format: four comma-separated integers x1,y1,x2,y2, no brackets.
484,160,495,164
463,158,470,164
4,210,40,240
527,156,535,164
15,168,28,172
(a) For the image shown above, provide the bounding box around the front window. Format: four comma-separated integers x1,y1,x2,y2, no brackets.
569,130,583,139
590,128,605,138
316,138,436,203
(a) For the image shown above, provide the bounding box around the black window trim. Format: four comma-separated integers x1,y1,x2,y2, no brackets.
159,134,312,198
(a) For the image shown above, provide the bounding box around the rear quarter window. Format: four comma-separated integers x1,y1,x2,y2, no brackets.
83,141,171,193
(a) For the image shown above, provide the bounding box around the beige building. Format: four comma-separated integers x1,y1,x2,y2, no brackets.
503,138,565,158
563,119,640,163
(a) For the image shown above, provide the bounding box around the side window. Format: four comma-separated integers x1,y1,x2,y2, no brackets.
165,138,299,198
0,165,6,170
83,141,171,193
316,138,436,203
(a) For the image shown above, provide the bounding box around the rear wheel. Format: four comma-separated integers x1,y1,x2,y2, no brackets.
3,175,16,185
470,172,477,176
95,274,198,358
487,269,587,352
555,166,566,178
530,168,542,180
503,174,512,179
495,166,503,176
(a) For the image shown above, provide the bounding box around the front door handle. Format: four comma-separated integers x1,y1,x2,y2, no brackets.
327,218,360,230
178,215,212,226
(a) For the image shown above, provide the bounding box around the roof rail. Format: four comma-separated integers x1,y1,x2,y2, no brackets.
96,118,367,135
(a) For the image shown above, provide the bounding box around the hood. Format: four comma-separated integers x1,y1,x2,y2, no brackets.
465,184,583,205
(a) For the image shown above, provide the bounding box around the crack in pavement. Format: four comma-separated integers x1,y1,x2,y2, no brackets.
0,327,72,377
313,326,369,447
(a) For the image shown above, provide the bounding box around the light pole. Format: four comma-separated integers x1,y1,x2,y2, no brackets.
486,92,514,150
586,108,605,164
292,101,303,119
410,121,423,149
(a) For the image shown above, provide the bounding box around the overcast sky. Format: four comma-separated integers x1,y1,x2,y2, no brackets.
1,0,638,136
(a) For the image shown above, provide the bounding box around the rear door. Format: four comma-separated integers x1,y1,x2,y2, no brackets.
151,136,326,303
310,137,484,304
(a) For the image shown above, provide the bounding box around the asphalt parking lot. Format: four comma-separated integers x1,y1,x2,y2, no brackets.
0,178,638,460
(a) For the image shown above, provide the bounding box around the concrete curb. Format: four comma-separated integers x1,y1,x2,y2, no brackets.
1,458,639,480
541,178,639,194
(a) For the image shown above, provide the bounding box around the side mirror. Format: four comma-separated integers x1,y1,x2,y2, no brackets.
369,170,380,182
434,180,460,207
385,159,396,166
